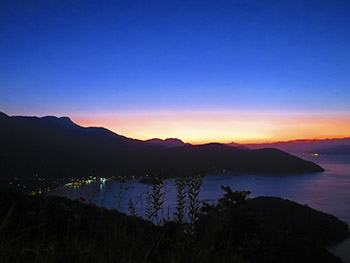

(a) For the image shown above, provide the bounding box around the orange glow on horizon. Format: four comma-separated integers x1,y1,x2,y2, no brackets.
71,110,350,144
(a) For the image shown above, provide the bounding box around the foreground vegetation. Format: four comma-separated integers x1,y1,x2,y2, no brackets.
0,185,348,263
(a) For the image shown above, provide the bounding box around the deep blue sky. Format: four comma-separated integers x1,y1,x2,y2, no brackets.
1,0,349,142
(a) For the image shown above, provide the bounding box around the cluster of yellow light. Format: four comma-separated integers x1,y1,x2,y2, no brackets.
73,110,350,144
65,178,108,188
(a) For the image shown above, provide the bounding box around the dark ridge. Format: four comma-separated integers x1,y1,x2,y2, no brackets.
0,111,324,190
0,111,9,119
145,138,186,148
227,141,251,150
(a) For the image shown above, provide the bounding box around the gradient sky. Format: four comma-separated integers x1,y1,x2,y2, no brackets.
1,0,349,143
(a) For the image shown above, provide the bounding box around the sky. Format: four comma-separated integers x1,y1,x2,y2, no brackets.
1,0,349,143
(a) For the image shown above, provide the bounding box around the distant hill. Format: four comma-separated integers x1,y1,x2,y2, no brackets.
239,138,350,154
0,111,324,189
226,142,250,150
145,138,187,148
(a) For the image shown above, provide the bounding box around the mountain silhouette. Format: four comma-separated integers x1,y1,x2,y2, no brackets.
0,111,324,188
145,138,187,148
241,138,350,154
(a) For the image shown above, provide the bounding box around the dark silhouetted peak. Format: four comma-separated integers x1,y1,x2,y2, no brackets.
146,137,186,148
0,111,9,119
36,115,80,130
57,116,78,126
164,138,186,146
41,115,73,123
228,141,240,146
59,116,73,122
227,141,250,150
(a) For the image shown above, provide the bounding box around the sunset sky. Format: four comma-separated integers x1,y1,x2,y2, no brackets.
1,0,349,143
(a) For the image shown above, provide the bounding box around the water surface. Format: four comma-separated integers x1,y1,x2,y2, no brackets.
51,154,350,222
50,154,350,261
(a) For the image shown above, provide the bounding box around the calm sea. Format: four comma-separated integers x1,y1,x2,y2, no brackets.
50,154,350,261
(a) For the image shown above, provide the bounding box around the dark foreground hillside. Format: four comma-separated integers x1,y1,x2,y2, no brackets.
0,188,348,263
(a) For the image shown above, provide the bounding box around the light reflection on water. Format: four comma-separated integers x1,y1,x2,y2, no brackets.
50,154,350,261
50,154,350,222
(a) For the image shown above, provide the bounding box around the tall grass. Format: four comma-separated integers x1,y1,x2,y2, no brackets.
140,172,203,227
174,177,187,224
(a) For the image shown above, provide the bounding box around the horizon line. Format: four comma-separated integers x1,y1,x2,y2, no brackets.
2,110,349,145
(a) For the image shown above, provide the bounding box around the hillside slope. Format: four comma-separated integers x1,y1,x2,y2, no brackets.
0,111,324,189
